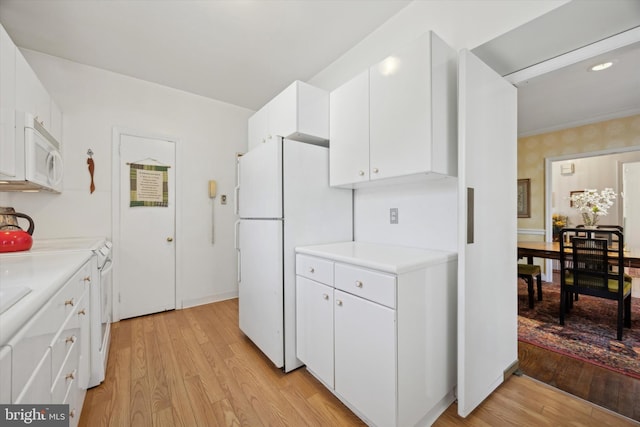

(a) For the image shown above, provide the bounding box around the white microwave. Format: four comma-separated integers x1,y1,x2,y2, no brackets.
0,111,63,193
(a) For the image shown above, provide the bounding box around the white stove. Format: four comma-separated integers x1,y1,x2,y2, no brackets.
11,237,113,388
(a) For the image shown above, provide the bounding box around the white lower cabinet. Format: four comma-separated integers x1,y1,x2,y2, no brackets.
334,289,396,427
296,243,457,427
0,346,11,402
296,276,334,388
3,256,93,425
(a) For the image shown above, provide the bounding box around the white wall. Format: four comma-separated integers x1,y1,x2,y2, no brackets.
552,151,640,227
0,50,251,307
309,0,567,251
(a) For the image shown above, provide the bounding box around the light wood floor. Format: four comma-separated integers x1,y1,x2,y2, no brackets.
79,299,639,426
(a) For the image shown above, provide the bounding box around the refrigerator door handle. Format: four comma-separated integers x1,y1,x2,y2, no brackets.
234,184,240,215
234,220,241,250
234,220,241,283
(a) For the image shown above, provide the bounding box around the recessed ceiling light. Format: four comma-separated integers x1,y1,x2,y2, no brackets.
589,61,613,71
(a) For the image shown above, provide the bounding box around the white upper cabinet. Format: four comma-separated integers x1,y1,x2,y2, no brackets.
15,50,50,129
329,70,370,186
330,31,457,188
248,80,329,151
0,24,16,178
14,46,62,144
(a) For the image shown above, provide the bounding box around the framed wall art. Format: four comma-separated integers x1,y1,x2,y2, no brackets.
517,179,530,218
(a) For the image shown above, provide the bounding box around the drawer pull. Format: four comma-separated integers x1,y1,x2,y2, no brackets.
65,371,75,381
322,293,329,300
358,170,365,176
64,299,74,307
83,276,91,282
372,168,379,173
336,300,343,306
77,308,86,316
355,280,363,288
309,267,315,273
69,409,76,418
65,336,76,344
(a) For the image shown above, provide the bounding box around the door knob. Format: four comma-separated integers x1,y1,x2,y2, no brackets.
167,237,173,242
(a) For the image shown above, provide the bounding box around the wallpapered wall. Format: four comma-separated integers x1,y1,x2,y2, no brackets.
517,113,640,242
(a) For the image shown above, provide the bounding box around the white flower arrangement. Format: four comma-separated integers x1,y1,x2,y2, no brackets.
569,188,616,226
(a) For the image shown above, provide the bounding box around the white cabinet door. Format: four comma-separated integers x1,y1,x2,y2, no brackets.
370,32,456,180
15,49,50,129
0,346,10,403
329,70,370,187
248,105,269,151
370,33,432,180
457,49,517,417
334,290,396,427
49,98,63,144
296,276,334,387
0,24,16,178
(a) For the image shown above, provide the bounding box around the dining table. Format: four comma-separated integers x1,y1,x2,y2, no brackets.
518,241,640,269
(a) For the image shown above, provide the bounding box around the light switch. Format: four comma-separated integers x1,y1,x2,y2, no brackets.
390,208,398,224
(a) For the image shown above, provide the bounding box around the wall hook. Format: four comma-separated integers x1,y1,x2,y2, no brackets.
87,149,94,158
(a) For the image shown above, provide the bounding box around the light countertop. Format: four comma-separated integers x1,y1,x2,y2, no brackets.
296,241,457,274
0,250,93,345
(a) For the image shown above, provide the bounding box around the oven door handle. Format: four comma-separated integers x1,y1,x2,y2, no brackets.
100,259,113,276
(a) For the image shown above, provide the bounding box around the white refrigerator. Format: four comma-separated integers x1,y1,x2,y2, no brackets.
235,138,352,372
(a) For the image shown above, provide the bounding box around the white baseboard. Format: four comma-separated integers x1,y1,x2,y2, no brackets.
181,291,238,309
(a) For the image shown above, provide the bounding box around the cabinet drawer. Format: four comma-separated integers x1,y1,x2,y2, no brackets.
14,349,51,404
0,346,11,403
9,265,88,398
52,342,79,403
296,254,334,286
51,292,86,378
335,263,396,308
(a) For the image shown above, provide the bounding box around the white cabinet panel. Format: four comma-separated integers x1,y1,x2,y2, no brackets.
247,81,329,151
334,289,396,427
0,346,11,402
296,276,334,388
49,98,63,143
15,50,50,129
329,70,370,187
457,49,517,417
248,105,269,150
0,23,16,178
15,350,51,404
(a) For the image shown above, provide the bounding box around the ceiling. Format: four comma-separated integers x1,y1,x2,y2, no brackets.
0,0,639,137
0,0,411,111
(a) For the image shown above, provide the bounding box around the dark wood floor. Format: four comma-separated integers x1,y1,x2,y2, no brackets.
517,274,640,422
519,341,640,422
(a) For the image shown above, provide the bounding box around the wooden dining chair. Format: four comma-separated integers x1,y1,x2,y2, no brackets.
559,227,632,340
518,263,542,308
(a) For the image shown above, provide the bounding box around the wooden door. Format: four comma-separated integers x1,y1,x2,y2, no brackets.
115,131,176,320
457,49,518,417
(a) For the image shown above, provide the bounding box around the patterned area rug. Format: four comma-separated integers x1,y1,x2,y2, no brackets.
518,280,640,379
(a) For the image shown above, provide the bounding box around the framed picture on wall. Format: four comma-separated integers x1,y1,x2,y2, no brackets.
569,190,584,207
517,179,530,218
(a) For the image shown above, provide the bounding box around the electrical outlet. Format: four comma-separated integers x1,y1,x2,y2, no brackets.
220,195,227,205
390,208,398,224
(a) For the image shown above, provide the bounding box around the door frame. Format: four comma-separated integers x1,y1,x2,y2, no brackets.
111,127,181,322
